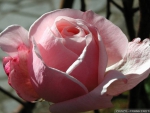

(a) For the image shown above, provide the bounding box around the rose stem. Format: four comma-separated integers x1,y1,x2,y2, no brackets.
108,0,138,40
80,0,86,11
60,0,86,12
122,0,136,40
0,86,25,106
94,109,100,113
106,0,111,19
60,0,74,9
14,102,36,113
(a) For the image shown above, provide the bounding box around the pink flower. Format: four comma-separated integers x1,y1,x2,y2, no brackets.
0,9,150,113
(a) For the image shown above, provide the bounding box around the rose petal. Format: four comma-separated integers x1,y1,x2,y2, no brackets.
101,70,127,95
29,9,84,42
9,70,40,101
28,41,88,103
50,17,87,56
82,10,128,66
65,19,107,84
106,38,150,95
66,25,107,91
49,70,126,113
3,57,12,76
8,44,40,101
87,26,108,84
66,33,99,91
0,25,29,57
54,18,77,37
37,27,78,72
51,16,87,38
62,37,86,56
3,57,12,67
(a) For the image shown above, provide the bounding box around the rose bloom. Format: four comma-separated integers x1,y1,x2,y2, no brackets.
0,9,150,113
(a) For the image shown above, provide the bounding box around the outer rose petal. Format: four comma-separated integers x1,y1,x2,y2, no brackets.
106,38,150,95
3,57,12,76
49,70,126,113
29,9,84,42
0,25,29,57
9,70,40,101
28,41,88,103
82,10,128,66
7,44,40,101
0,25,38,101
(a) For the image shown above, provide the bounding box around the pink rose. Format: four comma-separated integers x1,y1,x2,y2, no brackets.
0,9,150,113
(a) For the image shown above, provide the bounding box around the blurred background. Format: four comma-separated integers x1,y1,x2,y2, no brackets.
0,0,146,113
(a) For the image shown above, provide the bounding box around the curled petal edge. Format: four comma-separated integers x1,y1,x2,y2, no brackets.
106,38,150,95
